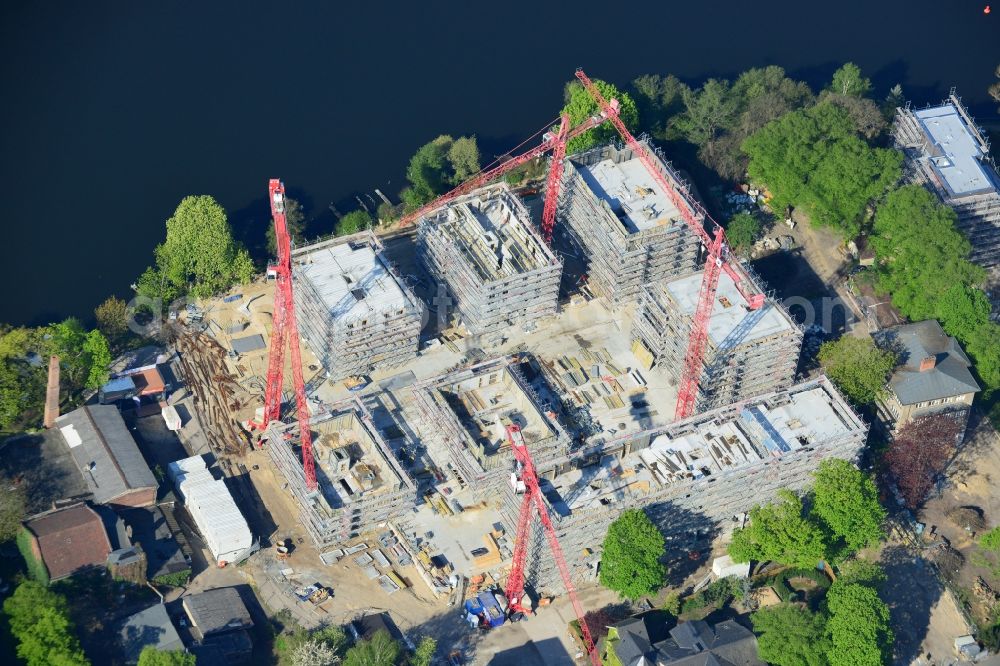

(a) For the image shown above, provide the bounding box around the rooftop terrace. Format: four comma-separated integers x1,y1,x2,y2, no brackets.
914,104,996,198
576,156,684,234
664,270,794,348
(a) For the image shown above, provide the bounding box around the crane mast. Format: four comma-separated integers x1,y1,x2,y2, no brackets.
257,179,318,491
503,425,600,666
573,69,763,420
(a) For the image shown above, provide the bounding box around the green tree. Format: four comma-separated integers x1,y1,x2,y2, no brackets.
967,323,1000,393
343,630,400,666
751,603,830,666
672,78,739,147
830,63,872,98
411,636,437,666
3,581,89,666
447,136,480,184
94,296,129,345
725,212,763,255
0,361,27,430
821,93,886,139
630,73,688,139
561,79,639,154
599,508,667,599
729,490,828,567
137,647,196,666
82,330,112,390
337,210,372,236
160,195,242,297
743,102,901,238
401,135,481,209
825,581,892,666
811,459,886,557
817,336,897,404
990,64,1000,110
872,185,985,323
267,196,307,256
0,479,26,542
231,248,256,285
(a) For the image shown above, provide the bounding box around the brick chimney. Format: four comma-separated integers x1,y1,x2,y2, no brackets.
919,356,937,372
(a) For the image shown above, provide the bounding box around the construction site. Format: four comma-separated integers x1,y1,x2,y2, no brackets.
265,395,419,552
632,268,803,411
293,231,424,379
158,72,881,664
418,183,562,337
557,141,702,306
894,92,1000,316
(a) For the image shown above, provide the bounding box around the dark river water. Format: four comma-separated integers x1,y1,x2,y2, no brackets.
2,0,998,325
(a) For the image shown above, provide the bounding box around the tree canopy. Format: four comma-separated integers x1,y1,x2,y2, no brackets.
138,195,253,301
885,413,961,509
599,508,667,599
872,185,984,324
811,459,886,556
824,581,893,666
725,212,763,255
729,490,828,568
94,296,129,346
411,637,437,666
817,335,897,405
343,630,400,666
400,135,481,210
829,62,872,98
561,79,639,154
137,647,196,666
3,581,89,666
752,603,830,666
337,210,372,236
743,102,901,238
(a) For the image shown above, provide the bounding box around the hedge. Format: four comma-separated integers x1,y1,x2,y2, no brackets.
15,528,48,585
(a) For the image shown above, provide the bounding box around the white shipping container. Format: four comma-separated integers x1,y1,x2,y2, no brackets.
170,456,252,565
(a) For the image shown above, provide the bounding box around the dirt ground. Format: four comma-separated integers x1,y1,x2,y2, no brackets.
918,407,1000,631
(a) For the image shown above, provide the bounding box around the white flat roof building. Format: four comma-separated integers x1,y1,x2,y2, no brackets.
576,157,684,233
664,270,795,348
913,105,996,198
293,232,423,379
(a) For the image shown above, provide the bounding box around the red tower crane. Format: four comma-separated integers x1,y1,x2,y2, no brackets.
573,69,764,421
503,424,600,666
257,179,318,491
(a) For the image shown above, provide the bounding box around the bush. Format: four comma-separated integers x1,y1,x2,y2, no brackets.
16,528,49,585
152,569,191,587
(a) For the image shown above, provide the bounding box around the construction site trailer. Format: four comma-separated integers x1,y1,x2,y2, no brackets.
168,455,253,566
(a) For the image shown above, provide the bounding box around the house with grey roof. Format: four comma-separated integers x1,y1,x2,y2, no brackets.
182,587,254,641
54,405,158,508
119,603,185,665
874,320,980,439
610,615,763,666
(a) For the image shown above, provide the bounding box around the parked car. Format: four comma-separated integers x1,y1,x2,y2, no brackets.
470,548,489,557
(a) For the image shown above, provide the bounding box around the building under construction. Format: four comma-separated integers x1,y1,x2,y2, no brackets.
410,357,571,496
502,375,867,591
633,269,802,412
266,397,418,552
418,184,561,336
292,231,423,380
557,141,701,306
894,93,1000,316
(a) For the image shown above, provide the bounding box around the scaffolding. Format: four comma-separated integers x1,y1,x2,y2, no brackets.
265,396,418,551
893,95,1000,316
410,357,571,500
292,231,424,380
557,141,701,307
417,184,561,336
633,269,802,412
496,376,868,592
